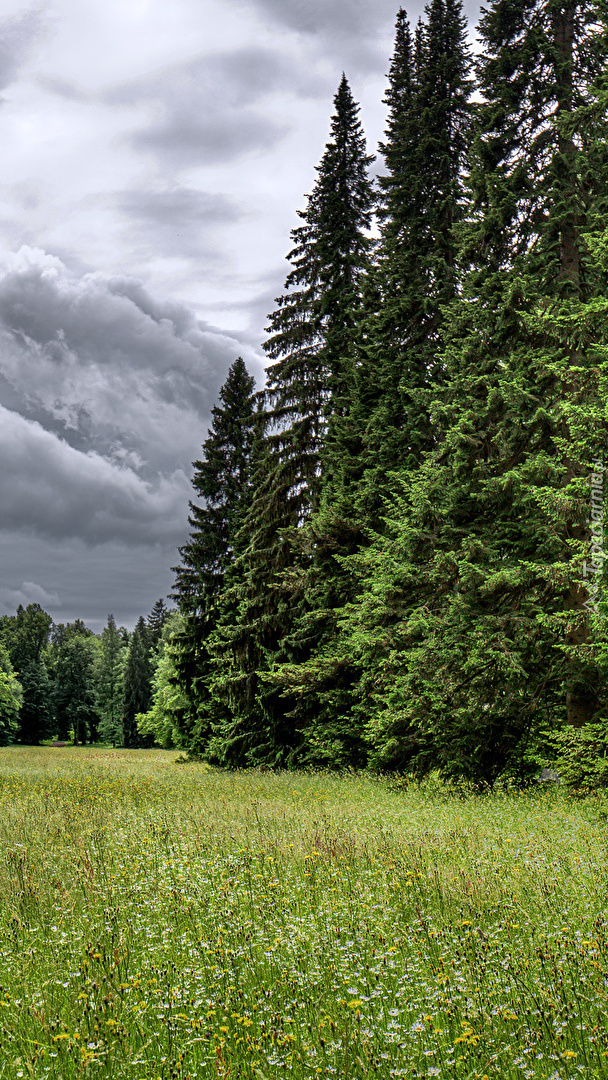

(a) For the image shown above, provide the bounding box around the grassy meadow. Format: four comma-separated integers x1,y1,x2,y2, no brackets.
0,751,608,1078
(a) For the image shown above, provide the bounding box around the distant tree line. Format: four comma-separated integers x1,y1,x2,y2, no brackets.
157,0,608,786
0,599,173,747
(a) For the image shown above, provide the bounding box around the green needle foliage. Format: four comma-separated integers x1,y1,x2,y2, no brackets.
212,77,375,767
335,0,608,785
0,604,53,744
327,0,472,520
147,598,171,647
264,2,473,768
96,614,127,748
170,1,608,783
171,357,257,756
122,616,153,748
262,74,375,518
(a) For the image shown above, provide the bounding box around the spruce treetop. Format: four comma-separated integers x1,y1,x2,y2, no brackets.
173,356,257,618
262,75,375,519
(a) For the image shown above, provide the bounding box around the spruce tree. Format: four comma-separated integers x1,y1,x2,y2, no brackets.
96,614,127,747
267,3,473,766
171,357,257,755
122,616,152,748
352,0,472,507
335,0,608,784
213,77,375,766
147,599,171,647
50,622,100,745
262,74,375,518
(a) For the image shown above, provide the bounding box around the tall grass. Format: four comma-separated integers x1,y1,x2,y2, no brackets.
0,748,607,1078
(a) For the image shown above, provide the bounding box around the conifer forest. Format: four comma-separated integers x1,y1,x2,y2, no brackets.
3,0,608,787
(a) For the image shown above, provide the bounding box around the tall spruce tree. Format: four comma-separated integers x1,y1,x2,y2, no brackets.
349,0,471,508
171,357,257,755
265,4,473,766
262,74,375,518
334,0,608,784
213,76,375,766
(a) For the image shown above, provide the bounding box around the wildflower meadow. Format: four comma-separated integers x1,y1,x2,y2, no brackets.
0,749,607,1079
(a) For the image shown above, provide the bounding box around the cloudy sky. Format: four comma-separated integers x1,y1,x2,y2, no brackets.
0,0,480,632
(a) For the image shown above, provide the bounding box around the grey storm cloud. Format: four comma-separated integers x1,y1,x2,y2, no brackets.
241,0,481,42
107,47,315,110
117,188,243,228
0,581,61,609
0,404,190,546
130,113,288,169
241,0,395,37
0,0,422,629
233,0,405,69
35,73,90,102
0,248,263,548
0,531,177,631
0,6,48,94
115,188,245,260
236,0,481,71
106,47,324,167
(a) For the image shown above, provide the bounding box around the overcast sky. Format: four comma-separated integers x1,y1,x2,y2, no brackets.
0,0,480,633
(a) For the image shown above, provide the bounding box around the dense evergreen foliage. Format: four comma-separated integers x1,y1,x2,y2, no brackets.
336,0,608,784
211,75,376,767
261,0,474,767
171,357,258,755
3,0,608,784
122,616,153,748
50,622,100,745
160,0,608,783
147,599,171,648
0,605,53,744
96,614,127,746
352,0,471,505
